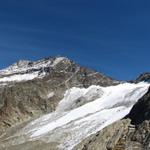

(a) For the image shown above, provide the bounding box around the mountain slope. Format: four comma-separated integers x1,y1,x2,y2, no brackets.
0,56,149,150
0,83,149,150
0,56,117,134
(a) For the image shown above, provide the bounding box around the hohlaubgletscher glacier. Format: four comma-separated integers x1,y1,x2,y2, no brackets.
9,82,149,150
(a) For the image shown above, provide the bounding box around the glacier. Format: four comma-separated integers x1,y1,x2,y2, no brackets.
11,82,149,150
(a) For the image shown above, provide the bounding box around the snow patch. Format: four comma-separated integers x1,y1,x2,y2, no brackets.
0,72,39,83
47,92,55,99
51,57,65,67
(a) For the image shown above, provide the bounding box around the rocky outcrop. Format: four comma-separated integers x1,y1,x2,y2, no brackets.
113,120,150,150
126,87,150,125
73,119,131,150
74,119,150,150
136,72,150,82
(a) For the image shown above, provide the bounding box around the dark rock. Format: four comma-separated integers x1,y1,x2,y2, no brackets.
136,72,150,82
126,87,150,125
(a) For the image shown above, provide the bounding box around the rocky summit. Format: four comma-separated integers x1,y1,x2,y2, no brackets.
0,56,149,150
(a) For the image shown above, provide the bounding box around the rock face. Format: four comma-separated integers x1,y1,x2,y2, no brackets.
0,56,149,150
74,120,150,150
126,87,150,125
73,119,131,150
136,72,150,82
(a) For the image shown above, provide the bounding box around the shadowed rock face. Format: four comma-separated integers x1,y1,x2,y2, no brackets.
126,87,150,125
0,57,117,134
126,73,150,125
136,72,150,83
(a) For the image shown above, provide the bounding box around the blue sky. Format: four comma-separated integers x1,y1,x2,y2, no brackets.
0,0,149,80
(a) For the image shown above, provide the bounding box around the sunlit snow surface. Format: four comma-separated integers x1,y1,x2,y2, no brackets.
19,82,149,150
0,57,65,85
0,72,40,83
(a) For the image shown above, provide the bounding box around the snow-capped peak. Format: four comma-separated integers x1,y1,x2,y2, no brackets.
0,56,66,75
0,56,66,85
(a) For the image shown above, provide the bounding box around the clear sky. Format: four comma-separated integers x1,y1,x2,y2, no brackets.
0,0,149,80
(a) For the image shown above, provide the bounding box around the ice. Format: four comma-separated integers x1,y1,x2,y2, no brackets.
56,86,103,112
20,82,149,150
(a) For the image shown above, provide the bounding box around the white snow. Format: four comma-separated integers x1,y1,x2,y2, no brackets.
47,92,55,98
0,57,65,76
0,72,39,83
0,57,66,85
19,82,149,150
0,59,51,75
56,86,103,112
51,57,65,67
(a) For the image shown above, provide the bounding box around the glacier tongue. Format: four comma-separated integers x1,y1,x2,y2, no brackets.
15,82,149,150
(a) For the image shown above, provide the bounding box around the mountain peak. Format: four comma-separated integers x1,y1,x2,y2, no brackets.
136,72,150,82
0,56,116,88
0,56,67,75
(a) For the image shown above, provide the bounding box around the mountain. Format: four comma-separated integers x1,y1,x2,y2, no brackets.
0,57,117,133
0,56,149,150
0,57,117,87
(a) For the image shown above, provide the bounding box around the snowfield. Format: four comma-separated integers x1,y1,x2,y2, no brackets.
17,82,150,150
